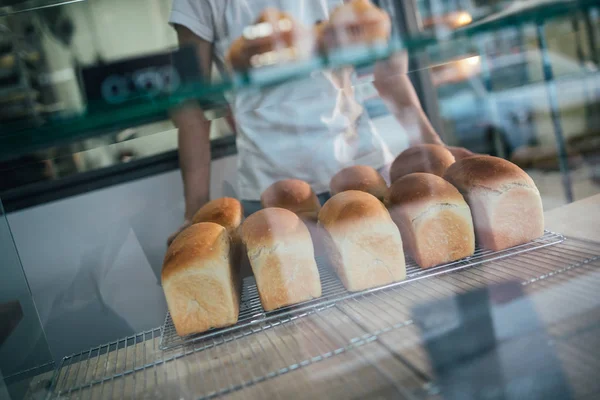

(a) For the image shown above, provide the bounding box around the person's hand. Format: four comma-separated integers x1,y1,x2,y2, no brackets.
373,52,408,95
446,146,475,160
167,219,192,247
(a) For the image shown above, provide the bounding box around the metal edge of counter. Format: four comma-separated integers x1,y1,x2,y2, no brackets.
0,135,237,213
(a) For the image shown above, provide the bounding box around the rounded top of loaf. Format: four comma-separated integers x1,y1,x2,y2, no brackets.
318,190,390,228
241,207,310,249
261,179,321,219
390,144,455,183
191,197,243,233
443,155,536,193
385,173,465,207
162,222,228,282
330,165,387,200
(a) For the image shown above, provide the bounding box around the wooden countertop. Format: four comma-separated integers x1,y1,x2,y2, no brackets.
544,193,600,240
29,195,600,400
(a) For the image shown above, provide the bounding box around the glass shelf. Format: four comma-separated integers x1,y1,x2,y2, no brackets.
0,0,596,162
0,0,85,17
453,0,597,39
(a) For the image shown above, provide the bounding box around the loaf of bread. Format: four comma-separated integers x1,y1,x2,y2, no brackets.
192,197,243,240
162,223,240,336
261,179,321,221
444,155,544,251
192,197,245,268
320,0,391,51
226,9,315,71
318,190,406,291
386,173,475,268
241,208,322,311
390,144,455,183
330,165,387,201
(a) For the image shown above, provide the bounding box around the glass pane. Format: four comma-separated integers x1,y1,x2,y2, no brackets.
0,197,54,399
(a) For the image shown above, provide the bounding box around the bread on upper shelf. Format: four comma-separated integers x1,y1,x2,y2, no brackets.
444,155,544,251
162,223,240,337
319,0,391,51
241,207,322,311
261,179,321,221
386,173,475,268
330,165,387,202
390,144,456,184
226,8,315,71
318,190,406,292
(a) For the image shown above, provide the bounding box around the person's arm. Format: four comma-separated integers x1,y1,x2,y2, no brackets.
373,52,443,146
168,25,213,245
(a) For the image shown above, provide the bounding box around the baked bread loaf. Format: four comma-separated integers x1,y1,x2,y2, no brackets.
390,144,455,183
318,190,406,291
226,8,315,71
320,0,391,51
261,179,321,221
192,197,244,241
192,197,245,268
386,173,475,268
330,165,387,201
241,208,322,311
444,155,544,251
162,223,240,336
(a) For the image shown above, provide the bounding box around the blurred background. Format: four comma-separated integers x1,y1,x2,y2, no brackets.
0,0,598,210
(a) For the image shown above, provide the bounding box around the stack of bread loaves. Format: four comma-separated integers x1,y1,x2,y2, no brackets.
162,198,244,337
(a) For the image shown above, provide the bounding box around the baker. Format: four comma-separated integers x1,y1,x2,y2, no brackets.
167,0,466,244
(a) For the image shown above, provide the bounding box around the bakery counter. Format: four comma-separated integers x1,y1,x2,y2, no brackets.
25,194,600,400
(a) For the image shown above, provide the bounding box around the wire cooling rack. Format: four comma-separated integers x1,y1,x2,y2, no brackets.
46,233,600,400
159,231,565,350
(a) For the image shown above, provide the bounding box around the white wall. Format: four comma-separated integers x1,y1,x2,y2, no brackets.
6,155,238,362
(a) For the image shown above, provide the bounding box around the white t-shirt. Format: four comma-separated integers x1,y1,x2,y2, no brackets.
170,0,394,200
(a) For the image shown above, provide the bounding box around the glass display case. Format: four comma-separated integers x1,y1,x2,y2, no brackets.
0,0,599,399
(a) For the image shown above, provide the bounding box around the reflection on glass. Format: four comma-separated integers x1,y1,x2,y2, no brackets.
0,198,54,399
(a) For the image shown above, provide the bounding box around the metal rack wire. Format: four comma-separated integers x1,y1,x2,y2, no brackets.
160,231,565,350
47,233,600,400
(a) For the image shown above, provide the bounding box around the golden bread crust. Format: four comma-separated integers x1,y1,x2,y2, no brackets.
390,144,455,183
330,165,388,201
386,173,475,268
161,222,240,336
443,156,543,251
241,208,322,311
443,155,537,193
192,197,243,234
162,223,228,282
319,190,389,229
260,179,321,220
386,172,464,209
319,190,406,291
